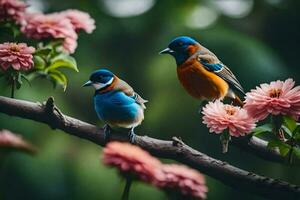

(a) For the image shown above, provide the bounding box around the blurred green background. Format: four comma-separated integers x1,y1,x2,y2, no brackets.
1,0,300,199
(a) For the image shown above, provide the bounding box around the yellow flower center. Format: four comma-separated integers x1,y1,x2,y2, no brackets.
9,44,20,52
44,19,56,25
269,88,282,98
224,105,236,115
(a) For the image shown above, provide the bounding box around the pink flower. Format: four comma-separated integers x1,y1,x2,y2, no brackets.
102,142,164,184
62,37,78,55
202,100,256,137
0,129,36,154
21,13,78,53
244,79,300,121
0,0,27,23
0,42,35,71
157,164,208,199
58,9,95,33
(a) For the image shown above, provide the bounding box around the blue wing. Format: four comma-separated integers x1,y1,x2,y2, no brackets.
199,58,245,94
130,93,147,109
199,59,223,71
113,78,148,109
94,91,141,123
108,91,147,109
109,91,136,105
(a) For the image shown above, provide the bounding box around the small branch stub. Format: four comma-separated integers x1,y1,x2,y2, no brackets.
172,136,185,147
45,96,55,112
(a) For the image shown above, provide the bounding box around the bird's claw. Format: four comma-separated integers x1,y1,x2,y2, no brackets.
103,124,111,143
128,128,136,144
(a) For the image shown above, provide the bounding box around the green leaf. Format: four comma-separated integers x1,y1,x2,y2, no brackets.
253,124,273,136
14,73,31,89
268,140,291,156
11,25,20,38
21,74,31,87
48,70,67,91
0,22,20,38
292,147,300,159
293,127,300,140
282,125,293,137
34,47,52,57
16,72,22,89
33,55,46,69
283,116,297,132
49,39,64,48
47,54,78,72
25,71,47,82
280,145,291,157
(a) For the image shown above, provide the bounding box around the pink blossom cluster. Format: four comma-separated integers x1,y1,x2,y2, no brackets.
59,9,95,34
21,13,78,53
0,0,95,54
103,141,164,184
201,78,300,139
0,42,35,71
21,9,95,54
103,142,208,199
244,79,300,121
0,0,27,23
202,100,256,137
159,164,208,199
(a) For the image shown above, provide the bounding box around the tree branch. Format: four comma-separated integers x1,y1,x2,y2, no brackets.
0,96,299,199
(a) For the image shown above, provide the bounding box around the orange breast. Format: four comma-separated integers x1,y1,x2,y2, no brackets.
177,58,229,100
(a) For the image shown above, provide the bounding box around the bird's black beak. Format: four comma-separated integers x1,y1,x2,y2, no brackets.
159,47,174,55
82,80,92,87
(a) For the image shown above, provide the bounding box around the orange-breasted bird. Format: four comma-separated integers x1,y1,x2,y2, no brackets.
160,36,244,106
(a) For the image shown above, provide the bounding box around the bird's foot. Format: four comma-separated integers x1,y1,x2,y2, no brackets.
103,124,112,143
128,128,136,144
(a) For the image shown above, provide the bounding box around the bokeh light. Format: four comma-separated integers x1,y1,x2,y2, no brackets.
212,0,254,18
101,0,156,18
25,0,47,12
185,5,218,29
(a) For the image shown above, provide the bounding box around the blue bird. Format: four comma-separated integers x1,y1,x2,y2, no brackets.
83,69,147,142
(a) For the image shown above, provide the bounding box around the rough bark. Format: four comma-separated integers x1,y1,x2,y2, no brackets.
0,96,299,199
